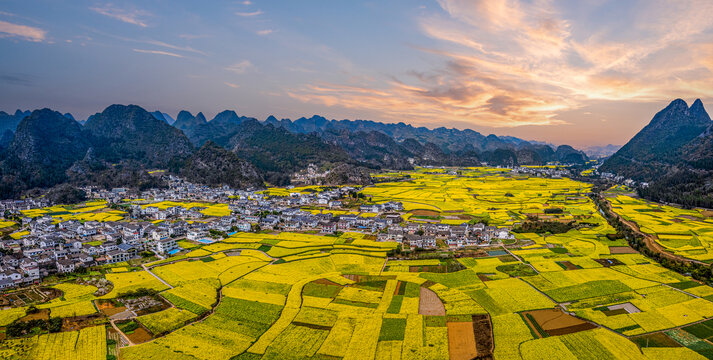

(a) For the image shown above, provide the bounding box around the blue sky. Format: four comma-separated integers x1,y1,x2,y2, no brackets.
1,0,713,147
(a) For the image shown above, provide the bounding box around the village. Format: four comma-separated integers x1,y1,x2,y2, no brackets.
0,174,514,291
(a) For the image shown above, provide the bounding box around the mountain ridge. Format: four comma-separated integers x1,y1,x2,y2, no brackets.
601,98,713,207
0,105,260,198
0,103,595,199
172,110,589,167
600,98,712,180
84,104,194,168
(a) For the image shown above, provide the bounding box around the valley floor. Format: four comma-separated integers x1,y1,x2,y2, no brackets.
2,167,713,359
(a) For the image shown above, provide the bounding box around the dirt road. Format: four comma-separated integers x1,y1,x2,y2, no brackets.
600,197,708,266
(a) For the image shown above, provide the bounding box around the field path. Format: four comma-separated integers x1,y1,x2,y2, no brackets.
126,259,272,350
110,319,135,346
501,245,524,262
599,196,708,266
142,264,173,289
661,283,701,299
248,272,343,355
500,245,540,275
609,265,702,299
141,247,277,289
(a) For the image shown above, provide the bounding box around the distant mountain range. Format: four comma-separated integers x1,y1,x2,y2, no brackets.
3,100,710,206
601,99,713,207
0,105,202,199
150,111,175,125
0,110,30,148
0,104,592,199
169,111,589,169
583,144,621,159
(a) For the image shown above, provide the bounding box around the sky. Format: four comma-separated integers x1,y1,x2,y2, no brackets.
1,0,713,148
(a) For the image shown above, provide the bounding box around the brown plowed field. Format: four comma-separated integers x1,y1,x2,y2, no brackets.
608,246,639,254
96,300,127,316
473,314,494,358
523,309,596,336
447,321,477,360
419,287,445,316
126,326,152,344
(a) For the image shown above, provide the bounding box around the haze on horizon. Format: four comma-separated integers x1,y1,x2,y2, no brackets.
1,0,712,148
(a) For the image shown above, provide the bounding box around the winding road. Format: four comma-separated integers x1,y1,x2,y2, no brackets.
141,263,174,289
599,196,708,267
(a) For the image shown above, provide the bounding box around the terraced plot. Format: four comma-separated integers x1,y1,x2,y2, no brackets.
4,169,713,359
608,195,713,261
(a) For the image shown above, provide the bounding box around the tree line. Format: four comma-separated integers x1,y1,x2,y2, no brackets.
592,193,713,283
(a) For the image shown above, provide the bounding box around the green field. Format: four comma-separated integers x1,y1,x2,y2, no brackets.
607,195,713,261
2,168,713,359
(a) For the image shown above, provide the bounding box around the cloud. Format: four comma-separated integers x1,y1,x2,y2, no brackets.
256,29,274,36
0,20,46,42
235,10,263,17
143,39,207,56
0,73,33,86
132,48,184,58
90,4,151,27
287,0,713,128
240,1,252,5
225,60,253,74
179,34,209,40
83,27,207,56
224,82,240,88
289,78,569,128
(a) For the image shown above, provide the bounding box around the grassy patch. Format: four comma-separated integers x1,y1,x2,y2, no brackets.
162,292,209,316
424,316,447,327
682,323,713,339
386,295,404,314
669,281,700,290
331,298,379,308
546,280,632,302
496,263,537,277
302,282,342,298
379,318,406,341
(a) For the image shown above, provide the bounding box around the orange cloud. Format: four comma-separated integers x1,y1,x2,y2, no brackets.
0,20,46,42
90,4,151,27
288,0,713,129
289,77,569,128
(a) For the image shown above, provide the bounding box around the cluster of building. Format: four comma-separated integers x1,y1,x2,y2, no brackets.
0,175,516,291
0,217,183,278
599,172,649,188
83,175,246,204
511,166,570,178
291,163,330,183
0,255,39,289
0,198,51,213
378,222,513,249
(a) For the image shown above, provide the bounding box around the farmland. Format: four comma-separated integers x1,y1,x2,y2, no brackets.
606,195,713,262
2,168,713,359
19,200,127,223
361,167,601,229
135,200,232,217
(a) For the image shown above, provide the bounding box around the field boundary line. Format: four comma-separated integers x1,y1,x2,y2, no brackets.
141,264,173,289
109,319,134,346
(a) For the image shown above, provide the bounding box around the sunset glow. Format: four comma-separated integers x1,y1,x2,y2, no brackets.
1,0,713,146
